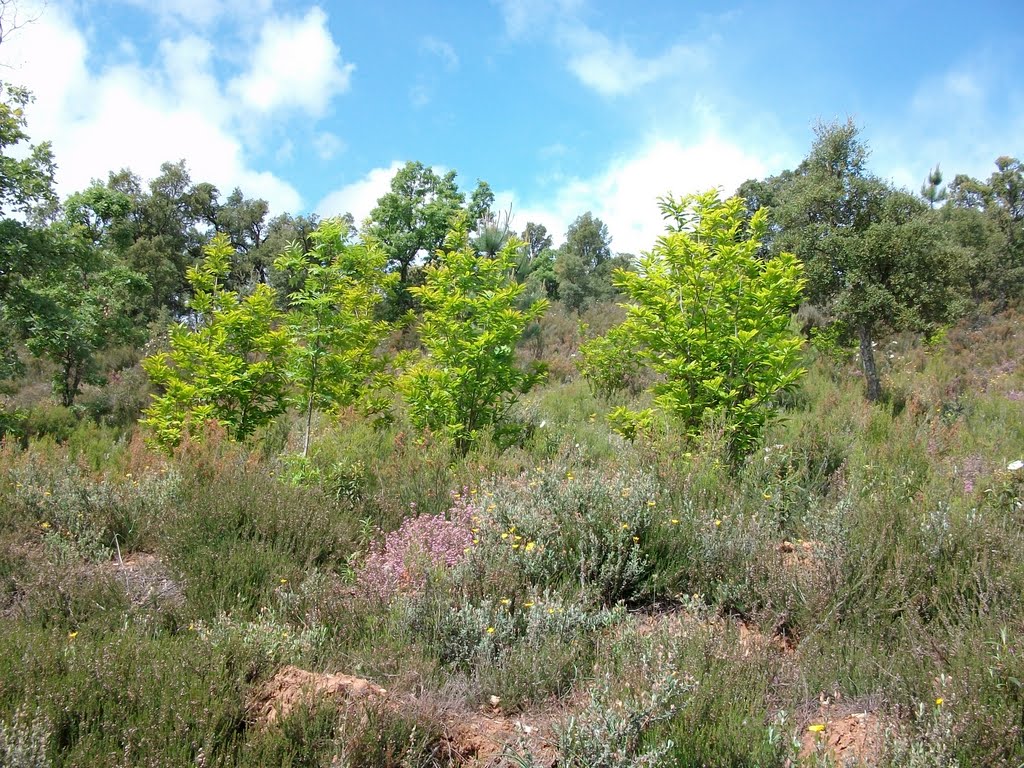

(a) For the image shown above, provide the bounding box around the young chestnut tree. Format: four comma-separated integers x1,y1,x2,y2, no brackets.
401,214,548,454
142,233,288,448
581,190,806,457
274,218,396,457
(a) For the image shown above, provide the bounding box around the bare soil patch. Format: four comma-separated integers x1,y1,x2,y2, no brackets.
797,703,887,767
249,666,561,766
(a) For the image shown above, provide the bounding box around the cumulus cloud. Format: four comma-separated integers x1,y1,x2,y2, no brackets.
229,7,355,117
316,161,404,222
0,3,358,215
561,27,705,97
506,136,766,255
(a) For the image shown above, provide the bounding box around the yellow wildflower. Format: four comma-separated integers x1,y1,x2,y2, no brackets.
935,697,944,706
714,519,722,527
40,522,50,530
807,723,826,733
68,631,78,639
670,519,679,525
647,500,656,507
621,522,630,529
524,601,535,608
524,541,536,552
486,627,495,635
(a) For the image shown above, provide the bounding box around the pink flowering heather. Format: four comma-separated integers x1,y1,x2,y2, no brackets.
959,454,985,494
357,490,477,602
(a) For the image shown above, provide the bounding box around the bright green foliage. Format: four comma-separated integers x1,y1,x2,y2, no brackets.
582,190,806,457
401,215,548,453
576,324,641,397
273,218,396,456
142,233,288,448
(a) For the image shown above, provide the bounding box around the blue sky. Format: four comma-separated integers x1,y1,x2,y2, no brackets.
2,0,1022,253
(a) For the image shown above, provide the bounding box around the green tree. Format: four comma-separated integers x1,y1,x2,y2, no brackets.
142,233,288,448
362,161,492,314
774,120,968,401
363,161,464,286
554,211,621,312
948,157,1024,306
215,187,270,288
0,84,55,218
921,164,947,208
581,190,806,457
0,83,57,376
401,214,548,453
17,222,148,406
274,218,396,456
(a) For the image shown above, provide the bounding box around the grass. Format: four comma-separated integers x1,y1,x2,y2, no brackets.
1,307,1023,765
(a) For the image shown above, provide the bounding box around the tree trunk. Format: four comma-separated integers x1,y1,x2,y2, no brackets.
302,396,314,458
857,324,882,402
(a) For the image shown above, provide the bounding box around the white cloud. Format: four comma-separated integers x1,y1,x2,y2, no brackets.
562,26,705,97
873,59,1024,191
421,36,459,71
495,0,705,97
228,6,355,117
0,4,303,214
316,161,404,223
312,132,346,160
507,136,766,254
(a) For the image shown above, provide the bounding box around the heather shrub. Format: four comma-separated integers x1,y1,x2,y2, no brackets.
158,454,360,620
403,587,622,707
357,491,475,602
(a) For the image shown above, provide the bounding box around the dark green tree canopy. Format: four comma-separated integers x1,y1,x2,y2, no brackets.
771,119,968,400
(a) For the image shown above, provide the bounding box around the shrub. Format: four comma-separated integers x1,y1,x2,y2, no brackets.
356,491,475,602
402,215,548,453
581,190,806,458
